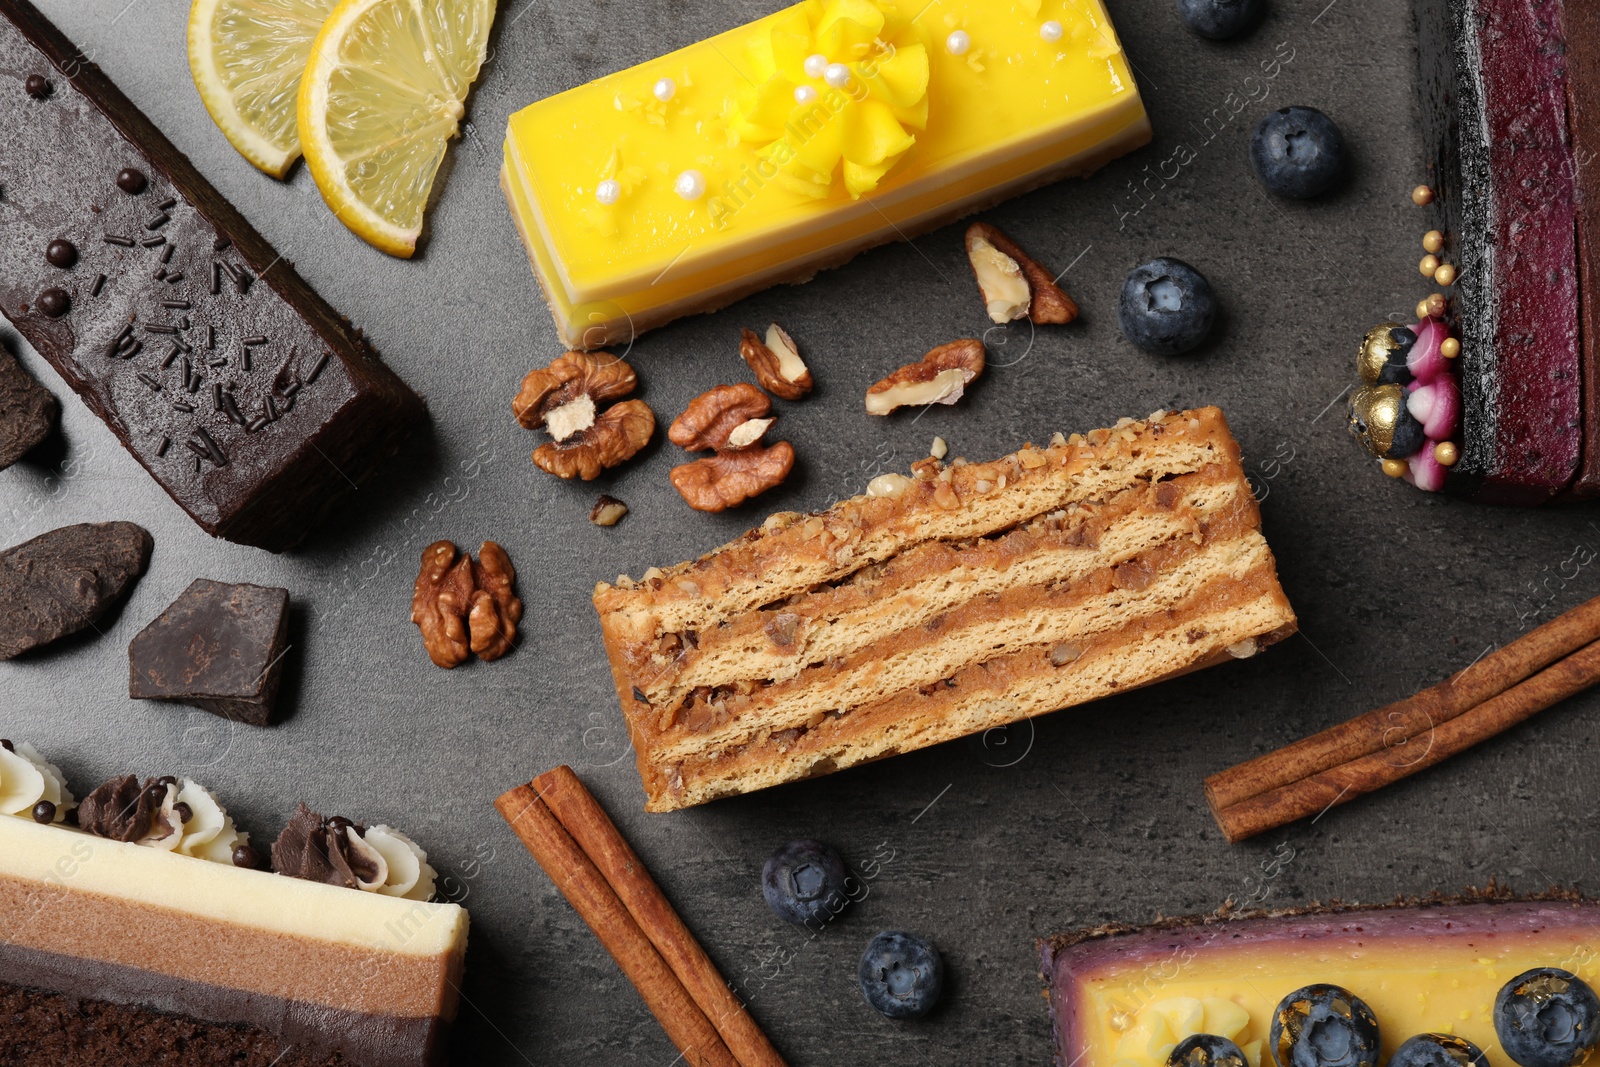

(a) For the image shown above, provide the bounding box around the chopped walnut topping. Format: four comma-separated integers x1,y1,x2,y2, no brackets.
865,339,985,415
740,325,813,400
590,495,629,527
514,351,654,480
964,222,1080,325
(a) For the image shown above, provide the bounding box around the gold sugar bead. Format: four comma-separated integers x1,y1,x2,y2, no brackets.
1382,458,1410,478
1421,293,1448,318
1412,184,1435,206
1440,337,1461,359
1434,441,1459,467
1434,263,1457,286
1423,230,1445,253
1420,254,1441,276
1416,299,1432,320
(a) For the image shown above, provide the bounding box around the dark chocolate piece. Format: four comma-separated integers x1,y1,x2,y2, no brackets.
0,0,424,551
1415,0,1584,502
128,578,290,725
44,238,75,268
75,773,159,842
0,521,151,659
272,803,376,890
0,347,57,468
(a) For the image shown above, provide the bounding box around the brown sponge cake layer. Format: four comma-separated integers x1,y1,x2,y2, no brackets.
595,408,1297,811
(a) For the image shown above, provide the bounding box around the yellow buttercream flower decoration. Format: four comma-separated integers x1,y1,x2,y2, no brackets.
731,0,929,199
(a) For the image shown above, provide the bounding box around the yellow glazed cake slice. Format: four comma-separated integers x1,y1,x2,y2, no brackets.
593,408,1297,812
504,0,1150,348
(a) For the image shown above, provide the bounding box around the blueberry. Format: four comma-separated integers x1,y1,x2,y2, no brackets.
1170,1034,1250,1067
1391,1033,1490,1067
1176,0,1262,39
1250,107,1346,199
858,930,943,1019
1495,968,1600,1067
1270,984,1382,1067
1118,257,1216,355
761,839,849,927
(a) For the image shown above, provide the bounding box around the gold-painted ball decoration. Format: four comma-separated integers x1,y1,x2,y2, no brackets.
1358,322,1414,385
1434,263,1457,286
1421,293,1448,318
1440,337,1461,359
1382,458,1409,478
1412,184,1435,206
1420,254,1440,277
1349,383,1427,459
1434,441,1459,467
1422,230,1445,253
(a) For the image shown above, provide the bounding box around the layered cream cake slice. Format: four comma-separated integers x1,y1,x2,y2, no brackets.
503,0,1150,348
0,747,467,1067
594,407,1297,812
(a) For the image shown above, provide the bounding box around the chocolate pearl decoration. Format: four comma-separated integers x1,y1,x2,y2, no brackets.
24,73,51,99
232,843,265,869
115,166,147,194
0,739,12,751
32,800,55,824
36,287,69,317
45,238,77,268
173,801,193,824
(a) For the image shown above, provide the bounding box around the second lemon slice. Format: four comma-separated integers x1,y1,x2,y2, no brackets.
188,0,337,178
298,0,496,257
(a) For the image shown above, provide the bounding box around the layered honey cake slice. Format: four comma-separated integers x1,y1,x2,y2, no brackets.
594,407,1298,812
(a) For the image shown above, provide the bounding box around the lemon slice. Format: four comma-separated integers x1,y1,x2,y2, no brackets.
188,0,337,178
298,0,496,257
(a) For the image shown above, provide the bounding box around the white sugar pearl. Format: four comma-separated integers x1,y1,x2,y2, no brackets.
595,179,622,205
652,77,676,102
794,85,818,104
945,30,970,56
1040,20,1064,41
674,169,706,200
803,53,828,79
824,62,851,88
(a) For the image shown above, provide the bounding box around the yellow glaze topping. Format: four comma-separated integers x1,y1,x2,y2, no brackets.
1074,928,1600,1067
503,0,1148,346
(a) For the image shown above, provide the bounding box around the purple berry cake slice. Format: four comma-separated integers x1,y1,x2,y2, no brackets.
1347,0,1598,502
1042,894,1600,1067
0,741,467,1067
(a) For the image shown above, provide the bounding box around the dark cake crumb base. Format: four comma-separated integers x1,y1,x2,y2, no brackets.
0,982,348,1066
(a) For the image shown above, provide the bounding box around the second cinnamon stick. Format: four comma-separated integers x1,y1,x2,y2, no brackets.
1209,637,1600,842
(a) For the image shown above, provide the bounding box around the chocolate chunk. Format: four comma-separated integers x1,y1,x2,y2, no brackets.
22,71,47,97
271,803,370,890
0,522,151,659
0,348,58,469
0,2,424,550
44,238,75,268
35,287,68,317
77,774,158,842
127,578,289,725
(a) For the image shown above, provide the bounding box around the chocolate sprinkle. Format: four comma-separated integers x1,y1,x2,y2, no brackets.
160,244,174,264
213,236,231,252
164,271,183,284
161,299,189,309
209,261,221,294
102,234,133,247
212,383,224,411
23,72,49,98
171,400,195,413
36,288,68,317
145,213,169,230
44,238,76,268
115,167,147,194
155,436,169,456
242,335,267,346
157,198,176,211
136,372,161,392
140,236,164,248
144,323,176,335
187,427,226,466
90,273,106,296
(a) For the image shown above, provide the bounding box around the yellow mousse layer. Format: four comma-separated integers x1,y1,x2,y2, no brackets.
503,0,1150,347
1055,903,1600,1067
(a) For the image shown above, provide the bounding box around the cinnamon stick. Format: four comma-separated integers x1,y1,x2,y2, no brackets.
533,766,786,1067
495,783,739,1067
1206,592,1600,815
1208,637,1600,842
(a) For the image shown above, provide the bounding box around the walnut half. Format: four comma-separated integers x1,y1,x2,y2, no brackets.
965,222,1079,325
740,324,813,400
513,351,654,480
411,540,524,668
668,383,794,512
865,339,986,415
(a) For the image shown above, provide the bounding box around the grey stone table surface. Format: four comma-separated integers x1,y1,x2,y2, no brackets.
5,0,1600,1063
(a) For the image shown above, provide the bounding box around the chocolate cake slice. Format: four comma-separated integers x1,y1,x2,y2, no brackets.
595,408,1297,811
1043,893,1600,1067
0,0,424,550
1410,0,1596,502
